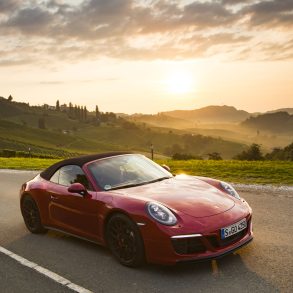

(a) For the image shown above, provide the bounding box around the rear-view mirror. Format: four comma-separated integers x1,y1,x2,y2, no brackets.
68,183,87,196
161,164,171,172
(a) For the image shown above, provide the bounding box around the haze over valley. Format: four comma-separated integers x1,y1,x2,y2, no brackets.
1,96,292,160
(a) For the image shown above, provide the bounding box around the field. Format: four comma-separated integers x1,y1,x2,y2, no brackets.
1,158,292,185
0,158,59,170
157,159,293,185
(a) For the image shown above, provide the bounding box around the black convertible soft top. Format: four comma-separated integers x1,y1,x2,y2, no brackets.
40,151,131,180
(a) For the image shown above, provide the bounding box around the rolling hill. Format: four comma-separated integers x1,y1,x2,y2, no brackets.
267,108,293,115
0,97,246,159
241,112,293,134
128,113,194,129
162,105,251,124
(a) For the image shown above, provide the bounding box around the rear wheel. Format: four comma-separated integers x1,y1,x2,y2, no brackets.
106,214,145,267
21,195,47,234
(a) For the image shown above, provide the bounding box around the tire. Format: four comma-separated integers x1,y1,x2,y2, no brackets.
106,214,145,267
21,195,47,234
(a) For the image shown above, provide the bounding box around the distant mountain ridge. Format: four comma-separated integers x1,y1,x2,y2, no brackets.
266,108,293,115
241,111,293,134
161,105,251,124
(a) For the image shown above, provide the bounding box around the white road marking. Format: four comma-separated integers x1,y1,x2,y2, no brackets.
0,246,92,293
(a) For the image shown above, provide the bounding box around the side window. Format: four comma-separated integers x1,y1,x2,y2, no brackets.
50,170,60,184
51,165,90,189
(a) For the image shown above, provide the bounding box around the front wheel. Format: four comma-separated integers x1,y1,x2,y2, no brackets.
21,195,47,234
106,214,145,267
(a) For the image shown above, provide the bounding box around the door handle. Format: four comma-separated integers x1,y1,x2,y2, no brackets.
50,195,58,200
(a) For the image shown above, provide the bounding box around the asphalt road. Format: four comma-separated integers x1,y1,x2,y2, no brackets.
0,170,292,293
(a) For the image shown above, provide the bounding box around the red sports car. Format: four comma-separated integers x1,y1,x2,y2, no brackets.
20,152,253,267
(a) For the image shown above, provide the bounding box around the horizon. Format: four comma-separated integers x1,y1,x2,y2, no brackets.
0,0,292,114
2,94,292,116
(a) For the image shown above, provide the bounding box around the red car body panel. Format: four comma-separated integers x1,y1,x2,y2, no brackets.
20,156,253,265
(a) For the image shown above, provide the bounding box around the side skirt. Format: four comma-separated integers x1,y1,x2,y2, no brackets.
43,226,104,247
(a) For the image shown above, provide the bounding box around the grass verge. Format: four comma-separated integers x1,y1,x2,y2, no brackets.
157,159,293,185
0,158,292,185
0,158,59,170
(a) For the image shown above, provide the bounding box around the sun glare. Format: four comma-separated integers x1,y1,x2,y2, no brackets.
164,70,195,94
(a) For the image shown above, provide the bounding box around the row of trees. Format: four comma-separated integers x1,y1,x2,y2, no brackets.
168,142,293,161
55,100,117,124
235,143,293,161
55,100,88,121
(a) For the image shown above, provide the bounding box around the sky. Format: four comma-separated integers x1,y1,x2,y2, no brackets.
0,0,293,114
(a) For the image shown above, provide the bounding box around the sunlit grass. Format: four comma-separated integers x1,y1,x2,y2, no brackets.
0,158,292,185
156,159,293,185
0,158,59,170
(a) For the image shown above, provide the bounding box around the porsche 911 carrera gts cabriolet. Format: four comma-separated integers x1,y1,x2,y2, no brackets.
20,152,253,267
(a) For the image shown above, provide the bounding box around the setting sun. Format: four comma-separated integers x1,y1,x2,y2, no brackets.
164,71,195,94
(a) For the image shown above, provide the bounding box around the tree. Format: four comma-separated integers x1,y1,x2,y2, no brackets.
79,106,83,121
234,143,263,161
95,105,100,119
208,152,222,160
74,105,78,118
265,142,293,161
77,106,81,120
56,100,60,111
84,106,87,121
8,95,13,101
68,102,73,118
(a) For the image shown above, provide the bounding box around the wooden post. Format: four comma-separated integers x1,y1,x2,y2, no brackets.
150,144,154,160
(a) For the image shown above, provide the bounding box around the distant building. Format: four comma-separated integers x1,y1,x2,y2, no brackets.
43,104,55,110
60,104,67,112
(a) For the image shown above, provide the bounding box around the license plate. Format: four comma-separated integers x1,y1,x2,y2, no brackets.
221,218,247,239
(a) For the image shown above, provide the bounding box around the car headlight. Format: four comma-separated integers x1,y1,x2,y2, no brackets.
146,202,177,226
220,181,241,200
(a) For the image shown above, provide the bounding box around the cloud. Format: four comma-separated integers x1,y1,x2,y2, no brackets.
0,0,292,66
0,0,20,13
242,0,293,27
6,7,54,33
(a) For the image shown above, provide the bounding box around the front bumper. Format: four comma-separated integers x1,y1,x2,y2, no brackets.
142,214,253,265
176,236,253,264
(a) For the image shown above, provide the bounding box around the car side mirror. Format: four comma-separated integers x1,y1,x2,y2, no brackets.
161,164,171,172
68,183,88,197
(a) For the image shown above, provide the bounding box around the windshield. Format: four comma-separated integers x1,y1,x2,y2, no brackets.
88,154,172,191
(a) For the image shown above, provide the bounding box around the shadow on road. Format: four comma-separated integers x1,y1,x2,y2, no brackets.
6,230,278,292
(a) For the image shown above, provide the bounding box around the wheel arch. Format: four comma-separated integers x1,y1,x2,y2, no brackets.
102,208,135,244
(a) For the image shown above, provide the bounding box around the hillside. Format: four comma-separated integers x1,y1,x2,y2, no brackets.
241,112,293,134
128,113,194,129
0,97,246,159
267,108,293,115
162,105,250,124
127,105,293,149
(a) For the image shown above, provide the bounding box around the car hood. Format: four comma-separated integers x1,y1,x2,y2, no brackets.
113,175,235,218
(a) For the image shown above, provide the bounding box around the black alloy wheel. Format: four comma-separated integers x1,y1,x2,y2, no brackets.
106,214,145,267
21,195,47,234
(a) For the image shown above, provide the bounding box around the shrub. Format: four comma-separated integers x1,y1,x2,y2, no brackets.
172,153,202,160
207,152,223,160
1,149,16,157
234,144,264,161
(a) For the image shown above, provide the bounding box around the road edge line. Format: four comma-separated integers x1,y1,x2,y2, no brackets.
0,246,92,293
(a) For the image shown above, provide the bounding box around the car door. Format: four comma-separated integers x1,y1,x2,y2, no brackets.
47,165,101,240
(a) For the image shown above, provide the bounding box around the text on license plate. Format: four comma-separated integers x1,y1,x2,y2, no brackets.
221,218,247,239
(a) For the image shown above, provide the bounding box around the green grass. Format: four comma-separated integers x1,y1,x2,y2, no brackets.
0,158,59,170
0,158,292,185
157,159,293,185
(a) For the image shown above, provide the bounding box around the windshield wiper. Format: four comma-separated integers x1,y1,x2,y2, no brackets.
108,176,172,191
109,181,149,190
146,176,172,184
